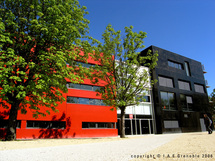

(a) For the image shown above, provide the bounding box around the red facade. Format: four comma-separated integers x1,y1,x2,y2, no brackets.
0,57,118,139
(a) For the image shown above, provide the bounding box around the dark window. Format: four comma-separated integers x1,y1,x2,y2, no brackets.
180,94,193,111
168,60,183,70
82,122,115,128
51,122,66,129
138,95,150,102
194,84,205,93
0,120,21,128
178,80,191,91
160,91,176,110
158,76,174,88
27,121,66,129
143,96,150,102
184,62,191,76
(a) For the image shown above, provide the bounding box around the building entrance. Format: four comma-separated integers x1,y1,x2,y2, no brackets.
117,118,154,135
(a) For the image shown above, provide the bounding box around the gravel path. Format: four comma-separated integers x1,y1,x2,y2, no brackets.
0,134,181,161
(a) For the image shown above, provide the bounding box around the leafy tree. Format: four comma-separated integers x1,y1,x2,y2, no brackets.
0,0,94,140
92,25,158,138
209,89,215,105
209,89,215,124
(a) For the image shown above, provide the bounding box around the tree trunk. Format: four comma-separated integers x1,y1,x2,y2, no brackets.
5,101,19,141
120,106,126,138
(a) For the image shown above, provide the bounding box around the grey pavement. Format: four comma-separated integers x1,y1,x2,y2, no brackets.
0,134,181,161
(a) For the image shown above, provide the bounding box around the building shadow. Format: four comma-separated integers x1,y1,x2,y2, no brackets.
0,111,10,139
0,110,10,119
38,113,71,139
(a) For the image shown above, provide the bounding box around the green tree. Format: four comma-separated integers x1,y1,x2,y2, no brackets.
209,89,215,105
0,0,94,140
92,25,158,138
209,89,215,124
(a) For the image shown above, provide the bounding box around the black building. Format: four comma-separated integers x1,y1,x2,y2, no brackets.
140,45,210,134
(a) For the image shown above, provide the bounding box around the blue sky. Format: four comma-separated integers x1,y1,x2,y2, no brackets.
79,0,215,95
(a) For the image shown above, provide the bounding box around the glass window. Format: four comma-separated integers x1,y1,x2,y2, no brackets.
100,100,106,106
67,83,104,92
67,97,78,103
67,97,106,106
0,120,21,128
94,99,102,105
93,86,104,92
107,123,114,128
185,62,191,76
67,83,81,89
174,63,179,68
138,96,150,102
27,121,66,129
180,94,186,110
79,98,89,104
168,93,175,110
81,84,93,91
82,122,115,129
161,91,176,110
75,61,95,68
180,94,193,111
51,121,66,129
89,99,97,105
161,92,168,109
27,121,34,128
168,60,183,70
88,122,97,128
82,122,88,128
98,123,107,128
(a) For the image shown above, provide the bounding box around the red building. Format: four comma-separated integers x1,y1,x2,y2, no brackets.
0,57,118,139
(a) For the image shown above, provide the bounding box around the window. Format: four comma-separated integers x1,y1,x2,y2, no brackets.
143,96,150,102
178,80,191,91
160,91,176,110
75,61,95,68
67,83,81,89
194,84,205,93
168,60,183,70
67,97,78,103
184,62,191,76
79,98,90,104
67,83,104,92
137,95,150,102
0,120,21,128
81,84,93,91
26,121,66,129
67,97,106,106
180,94,193,111
158,76,174,88
82,122,115,129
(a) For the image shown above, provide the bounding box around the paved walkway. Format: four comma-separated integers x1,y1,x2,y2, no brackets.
0,134,181,161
